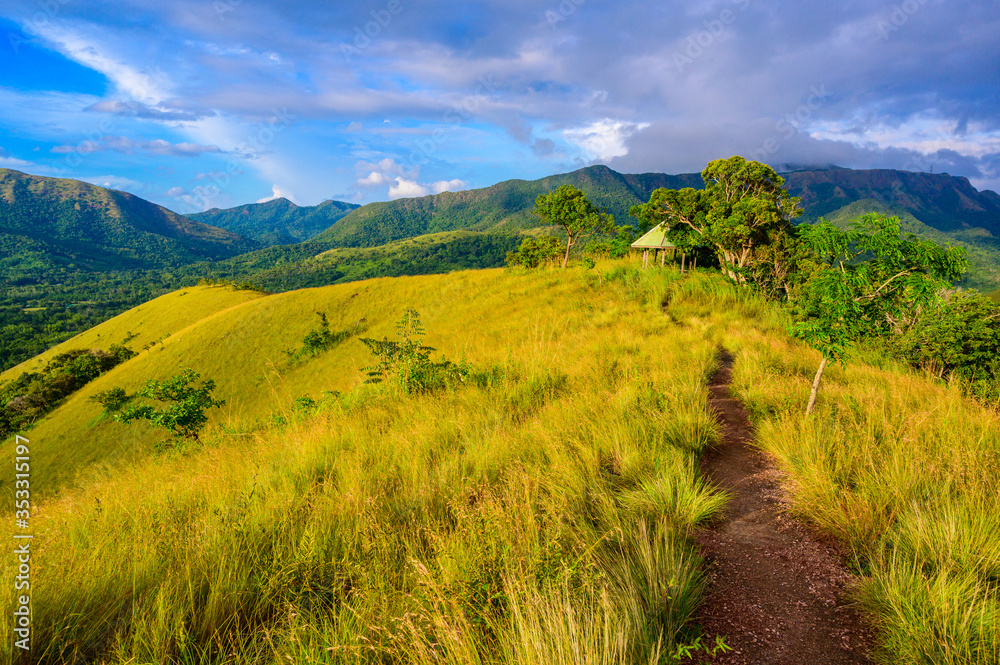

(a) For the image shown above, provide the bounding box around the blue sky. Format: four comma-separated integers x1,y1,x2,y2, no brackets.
0,0,998,212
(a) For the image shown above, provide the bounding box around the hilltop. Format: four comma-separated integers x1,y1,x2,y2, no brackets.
2,263,997,663
4,163,1000,375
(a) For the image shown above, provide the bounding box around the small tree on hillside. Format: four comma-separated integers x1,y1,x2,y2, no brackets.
533,185,615,268
791,213,967,414
112,368,226,441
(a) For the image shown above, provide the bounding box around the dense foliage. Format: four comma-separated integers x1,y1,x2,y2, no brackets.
894,291,1000,400
0,344,135,438
789,213,968,412
505,235,564,268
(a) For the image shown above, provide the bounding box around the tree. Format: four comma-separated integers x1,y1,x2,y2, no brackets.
634,157,802,285
112,369,226,441
533,185,615,268
790,213,967,414
894,291,1000,399
506,235,564,268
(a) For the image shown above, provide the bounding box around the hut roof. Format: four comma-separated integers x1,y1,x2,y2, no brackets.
630,225,675,250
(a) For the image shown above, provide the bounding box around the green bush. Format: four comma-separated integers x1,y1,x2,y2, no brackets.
112,368,226,443
287,312,355,362
505,235,564,268
894,290,1000,400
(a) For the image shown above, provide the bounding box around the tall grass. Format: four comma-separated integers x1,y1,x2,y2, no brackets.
1,262,730,664
727,323,1000,664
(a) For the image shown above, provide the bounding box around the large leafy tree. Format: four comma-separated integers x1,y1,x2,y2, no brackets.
633,157,802,285
533,185,615,268
791,213,967,414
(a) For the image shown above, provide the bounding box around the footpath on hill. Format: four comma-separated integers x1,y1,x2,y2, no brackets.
691,351,875,665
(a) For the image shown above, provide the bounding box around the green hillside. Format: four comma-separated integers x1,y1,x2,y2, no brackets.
3,263,998,663
246,231,520,291
188,197,359,246
315,165,702,247
786,167,1000,233
0,169,257,281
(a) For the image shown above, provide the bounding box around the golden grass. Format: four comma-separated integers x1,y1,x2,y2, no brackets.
7,259,998,663
727,317,1000,664
1,261,731,664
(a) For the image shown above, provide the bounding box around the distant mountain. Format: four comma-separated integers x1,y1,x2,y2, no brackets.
187,197,360,246
783,167,1000,233
308,164,1000,290
0,169,256,282
314,166,702,247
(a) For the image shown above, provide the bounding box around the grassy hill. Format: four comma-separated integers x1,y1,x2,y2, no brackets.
188,197,360,246
1,262,999,662
0,169,257,281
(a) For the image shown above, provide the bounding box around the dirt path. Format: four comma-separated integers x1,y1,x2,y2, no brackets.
691,350,875,665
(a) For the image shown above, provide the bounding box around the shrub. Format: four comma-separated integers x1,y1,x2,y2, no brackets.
113,369,226,442
505,235,564,268
359,309,469,393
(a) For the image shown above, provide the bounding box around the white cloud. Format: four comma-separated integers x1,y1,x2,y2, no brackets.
563,119,651,162
26,22,172,104
808,114,1000,159
256,184,298,204
51,136,221,157
0,151,36,170
357,171,390,187
165,186,186,196
431,179,468,194
354,158,465,198
354,157,411,188
388,178,431,199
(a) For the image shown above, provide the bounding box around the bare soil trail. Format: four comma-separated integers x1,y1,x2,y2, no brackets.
691,350,876,665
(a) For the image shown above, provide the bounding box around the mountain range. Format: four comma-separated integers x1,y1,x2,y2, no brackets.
4,164,1000,285
0,169,255,282
188,197,359,246
2,162,1000,373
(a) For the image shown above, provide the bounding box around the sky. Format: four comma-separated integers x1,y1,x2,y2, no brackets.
0,0,998,213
